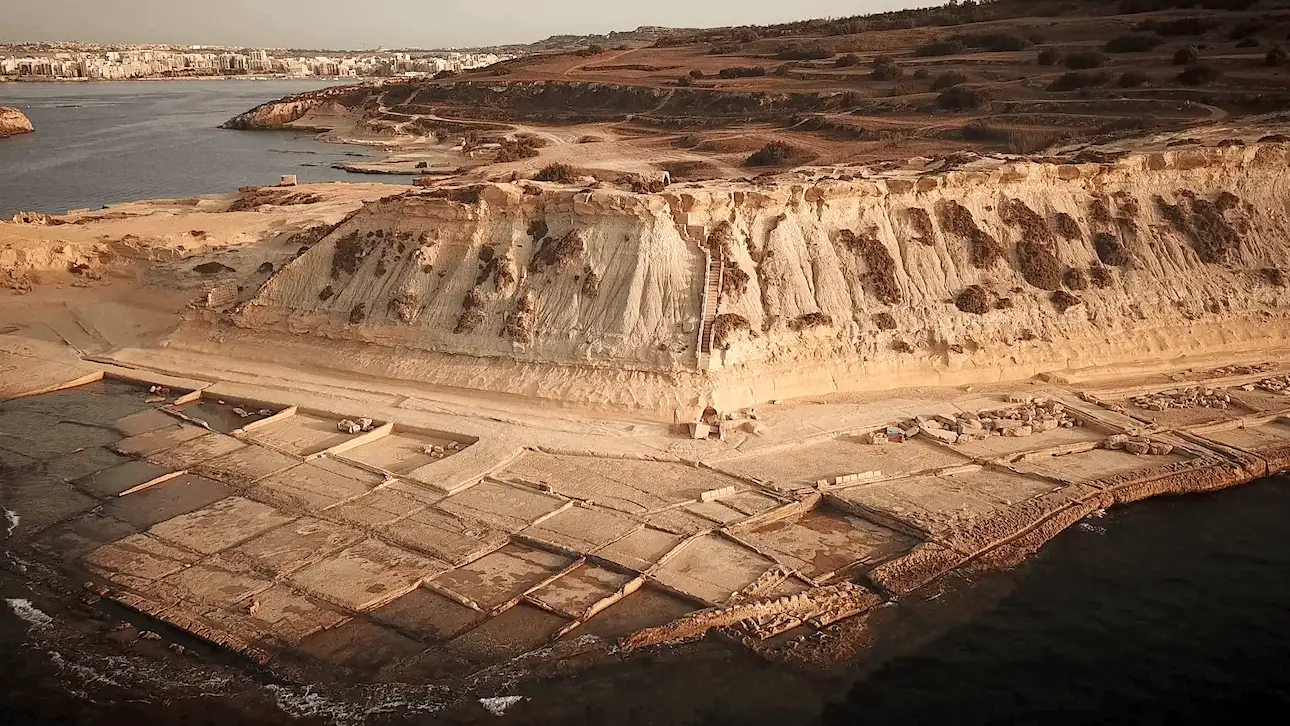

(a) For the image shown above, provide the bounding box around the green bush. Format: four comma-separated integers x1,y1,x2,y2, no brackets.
717,66,767,78
871,56,904,81
1174,45,1201,65
932,71,969,90
936,85,984,111
1105,33,1164,53
745,141,798,167
1037,47,1063,65
916,40,967,57
1118,70,1150,87
1155,18,1218,37
775,43,832,60
1178,64,1221,86
951,32,1033,52
1048,70,1113,91
1064,51,1107,69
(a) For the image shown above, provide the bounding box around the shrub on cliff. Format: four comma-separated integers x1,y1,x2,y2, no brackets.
1174,45,1201,65
1154,17,1217,37
1228,19,1265,40
952,32,1032,52
916,40,967,57
955,285,991,314
1063,267,1090,291
775,43,832,60
533,163,577,182
1267,45,1289,67
1118,70,1150,87
839,229,902,305
932,71,968,90
936,85,984,111
711,313,752,348
835,53,861,68
717,66,768,78
1055,213,1081,240
1063,51,1107,69
496,137,543,163
789,312,833,331
745,141,798,166
1105,33,1164,53
871,56,904,81
1004,200,1063,291
1037,47,1063,65
1178,64,1220,85
1051,290,1083,313
1093,232,1130,266
1048,70,1112,91
937,200,1004,268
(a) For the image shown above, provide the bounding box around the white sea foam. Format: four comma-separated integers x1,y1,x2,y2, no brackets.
3,508,19,537
479,695,525,717
6,597,53,629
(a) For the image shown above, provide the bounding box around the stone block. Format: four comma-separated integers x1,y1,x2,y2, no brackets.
921,427,959,444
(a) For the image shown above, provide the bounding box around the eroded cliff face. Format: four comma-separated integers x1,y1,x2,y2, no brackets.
221,84,372,130
202,142,1290,414
222,78,875,129
0,106,34,138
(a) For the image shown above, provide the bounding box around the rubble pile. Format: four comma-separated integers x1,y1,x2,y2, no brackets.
1130,387,1232,412
336,417,375,434
1250,375,1290,394
868,396,1079,445
1100,434,1174,456
1208,363,1276,377
422,441,463,460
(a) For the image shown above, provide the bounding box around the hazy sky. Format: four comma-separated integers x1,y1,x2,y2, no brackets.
2,0,933,49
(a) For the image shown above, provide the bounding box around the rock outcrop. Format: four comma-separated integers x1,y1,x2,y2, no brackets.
0,107,33,138
179,141,1290,416
221,84,371,130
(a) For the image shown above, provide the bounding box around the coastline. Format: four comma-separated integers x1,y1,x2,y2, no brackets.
4,318,1290,688
4,84,1290,721
0,75,375,84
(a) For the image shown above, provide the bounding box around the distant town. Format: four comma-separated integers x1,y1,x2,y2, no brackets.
0,44,514,80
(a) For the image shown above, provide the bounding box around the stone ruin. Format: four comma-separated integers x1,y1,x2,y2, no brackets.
868,394,1080,446
1130,387,1233,411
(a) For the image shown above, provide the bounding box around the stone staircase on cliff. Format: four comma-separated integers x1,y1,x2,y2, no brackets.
695,247,725,372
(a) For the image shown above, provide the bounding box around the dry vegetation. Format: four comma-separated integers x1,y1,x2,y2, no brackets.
530,229,586,273
937,201,1004,268
955,284,991,314
711,313,752,348
1002,200,1063,291
903,207,936,245
270,0,1290,176
839,228,902,304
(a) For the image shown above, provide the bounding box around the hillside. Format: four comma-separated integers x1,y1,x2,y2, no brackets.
174,128,1290,417
225,0,1290,175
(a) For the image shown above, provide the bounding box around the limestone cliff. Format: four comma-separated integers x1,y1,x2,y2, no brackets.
0,107,33,138
188,141,1290,416
221,84,372,130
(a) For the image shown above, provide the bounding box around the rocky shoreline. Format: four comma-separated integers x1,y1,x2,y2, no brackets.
6,331,1290,703
0,106,34,138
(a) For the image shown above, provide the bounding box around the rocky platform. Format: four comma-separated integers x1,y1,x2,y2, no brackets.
4,337,1290,689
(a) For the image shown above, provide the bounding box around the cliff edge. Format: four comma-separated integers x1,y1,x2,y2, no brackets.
175,137,1290,417
0,107,33,138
